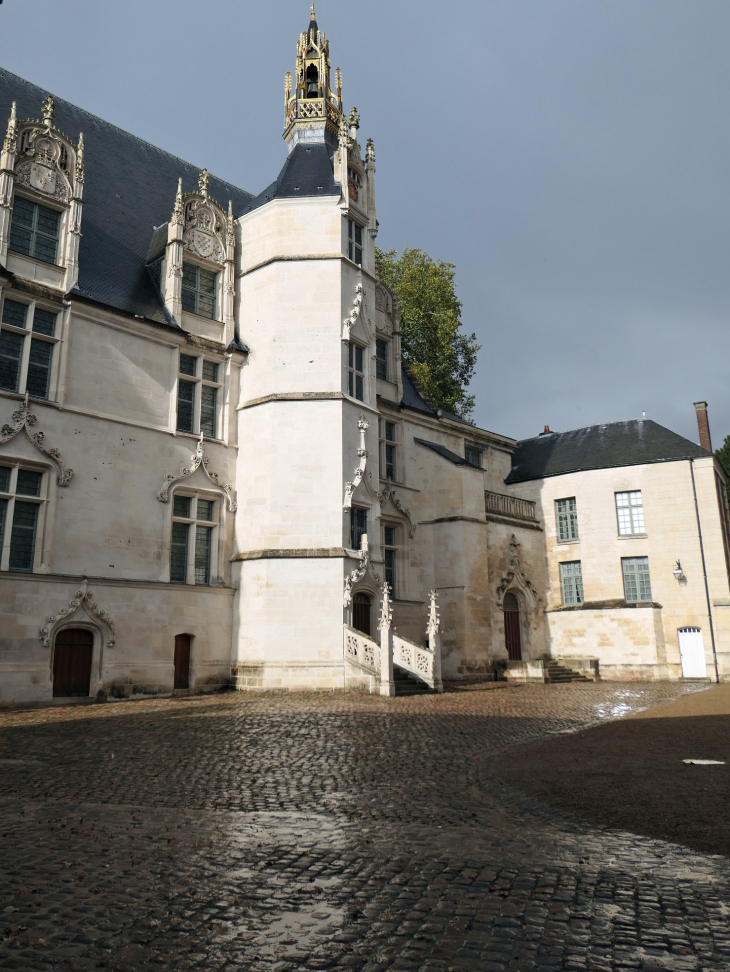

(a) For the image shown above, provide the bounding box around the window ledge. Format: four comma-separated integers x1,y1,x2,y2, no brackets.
173,431,226,445
617,534,648,539
557,539,580,545
547,599,662,613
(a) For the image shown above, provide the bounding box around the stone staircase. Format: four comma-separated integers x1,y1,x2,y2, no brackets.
545,660,590,684
393,664,434,696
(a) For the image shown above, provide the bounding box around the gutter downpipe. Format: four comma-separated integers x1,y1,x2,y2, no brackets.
689,458,720,683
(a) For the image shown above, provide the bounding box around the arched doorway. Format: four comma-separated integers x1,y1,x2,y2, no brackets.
174,634,191,690
353,593,372,636
503,593,522,661
53,628,93,698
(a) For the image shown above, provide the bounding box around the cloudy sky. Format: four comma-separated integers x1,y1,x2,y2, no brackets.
2,0,729,445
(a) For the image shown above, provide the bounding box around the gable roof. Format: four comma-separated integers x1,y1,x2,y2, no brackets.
0,67,341,326
505,418,711,485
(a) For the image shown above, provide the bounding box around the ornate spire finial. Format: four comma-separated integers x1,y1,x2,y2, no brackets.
227,199,235,246
3,101,17,154
335,67,342,106
366,137,375,164
348,107,360,130
285,70,291,106
310,3,316,19
41,95,55,127
172,177,184,225
198,169,210,197
75,133,85,183
338,112,349,147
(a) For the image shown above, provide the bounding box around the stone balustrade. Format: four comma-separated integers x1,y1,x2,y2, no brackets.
485,490,537,522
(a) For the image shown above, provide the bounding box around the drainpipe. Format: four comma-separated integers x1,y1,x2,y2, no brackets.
689,458,720,682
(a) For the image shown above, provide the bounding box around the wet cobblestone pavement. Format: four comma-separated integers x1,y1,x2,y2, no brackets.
0,682,727,972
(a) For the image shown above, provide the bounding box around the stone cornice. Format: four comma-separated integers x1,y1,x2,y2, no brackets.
232,547,348,562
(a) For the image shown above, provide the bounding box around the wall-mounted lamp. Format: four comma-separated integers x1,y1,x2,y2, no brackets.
673,560,686,582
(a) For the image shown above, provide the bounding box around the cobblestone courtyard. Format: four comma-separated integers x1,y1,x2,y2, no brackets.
1,682,728,972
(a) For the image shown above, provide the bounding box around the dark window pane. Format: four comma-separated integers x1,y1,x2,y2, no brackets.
194,525,211,585
0,330,23,392
33,234,58,264
179,354,197,377
197,292,215,320
202,360,218,382
177,379,195,433
12,196,34,228
182,263,198,289
36,205,60,238
348,241,354,262
376,339,387,380
354,224,363,246
2,300,27,328
355,374,363,401
348,342,353,368
385,422,395,442
348,220,354,241
173,495,191,518
384,547,395,591
199,269,216,295
181,290,196,314
197,499,214,522
465,447,482,468
170,521,189,583
350,507,367,551
32,308,56,336
9,500,38,572
355,346,363,372
0,498,6,548
384,526,395,546
200,385,217,438
26,339,52,399
385,443,396,481
0,467,10,492
348,370,353,396
16,469,42,497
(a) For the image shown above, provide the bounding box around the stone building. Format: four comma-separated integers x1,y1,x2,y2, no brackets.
0,10,547,703
506,406,730,681
0,10,728,703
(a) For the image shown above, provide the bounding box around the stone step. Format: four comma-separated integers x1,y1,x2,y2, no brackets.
545,662,589,684
393,665,433,696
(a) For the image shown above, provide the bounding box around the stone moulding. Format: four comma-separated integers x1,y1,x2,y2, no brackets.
40,579,116,648
378,482,416,538
0,396,74,486
157,434,237,512
343,413,378,509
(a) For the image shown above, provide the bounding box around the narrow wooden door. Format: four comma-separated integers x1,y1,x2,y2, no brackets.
174,634,191,689
678,627,707,678
503,593,522,661
53,628,93,697
352,593,371,636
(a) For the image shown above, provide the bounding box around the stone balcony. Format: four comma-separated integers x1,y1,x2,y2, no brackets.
485,490,541,527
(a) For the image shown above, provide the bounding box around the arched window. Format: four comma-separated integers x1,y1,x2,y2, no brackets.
306,64,319,98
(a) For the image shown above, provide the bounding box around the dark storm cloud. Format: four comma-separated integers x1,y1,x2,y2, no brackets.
2,0,729,444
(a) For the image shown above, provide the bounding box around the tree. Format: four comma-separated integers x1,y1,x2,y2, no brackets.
376,247,480,420
716,435,730,506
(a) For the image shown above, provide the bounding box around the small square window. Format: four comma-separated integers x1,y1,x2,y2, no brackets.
202,360,219,382
465,447,483,468
197,499,215,522
2,300,28,329
173,495,192,518
179,354,197,377
16,469,42,497
32,308,56,337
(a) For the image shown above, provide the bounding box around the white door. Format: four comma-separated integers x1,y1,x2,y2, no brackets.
678,627,707,678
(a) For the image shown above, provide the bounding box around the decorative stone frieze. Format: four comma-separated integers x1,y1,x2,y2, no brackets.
0,396,74,486
157,434,237,512
40,579,116,649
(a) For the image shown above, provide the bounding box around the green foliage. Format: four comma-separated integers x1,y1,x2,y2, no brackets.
376,247,480,419
716,435,730,506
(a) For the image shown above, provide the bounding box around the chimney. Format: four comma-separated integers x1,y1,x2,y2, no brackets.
539,425,552,436
694,401,712,452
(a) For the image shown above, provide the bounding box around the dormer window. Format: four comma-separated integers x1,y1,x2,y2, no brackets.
9,197,61,265
347,220,363,266
182,263,217,321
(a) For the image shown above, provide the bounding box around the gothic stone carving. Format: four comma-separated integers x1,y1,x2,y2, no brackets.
496,534,540,608
342,284,365,342
0,397,74,486
40,579,116,649
378,482,416,537
343,535,381,608
181,173,228,265
157,434,237,512
343,413,378,509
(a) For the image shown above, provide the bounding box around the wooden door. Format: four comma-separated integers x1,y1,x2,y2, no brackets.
678,627,707,678
53,628,93,698
503,593,522,661
352,593,371,636
174,634,191,689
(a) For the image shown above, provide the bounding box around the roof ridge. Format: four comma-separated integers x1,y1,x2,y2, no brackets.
0,65,255,202
520,416,652,442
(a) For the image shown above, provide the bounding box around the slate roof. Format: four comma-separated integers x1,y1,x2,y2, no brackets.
505,419,711,485
0,67,341,326
400,365,437,417
414,438,470,466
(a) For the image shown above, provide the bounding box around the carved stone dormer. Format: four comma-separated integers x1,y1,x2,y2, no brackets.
163,171,235,330
0,97,84,291
373,271,403,403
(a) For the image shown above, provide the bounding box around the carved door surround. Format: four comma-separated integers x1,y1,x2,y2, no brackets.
496,534,541,655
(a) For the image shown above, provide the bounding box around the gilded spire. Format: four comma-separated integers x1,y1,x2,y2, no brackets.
75,133,85,183
310,3,316,19
171,178,184,225
285,70,291,106
3,101,17,155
